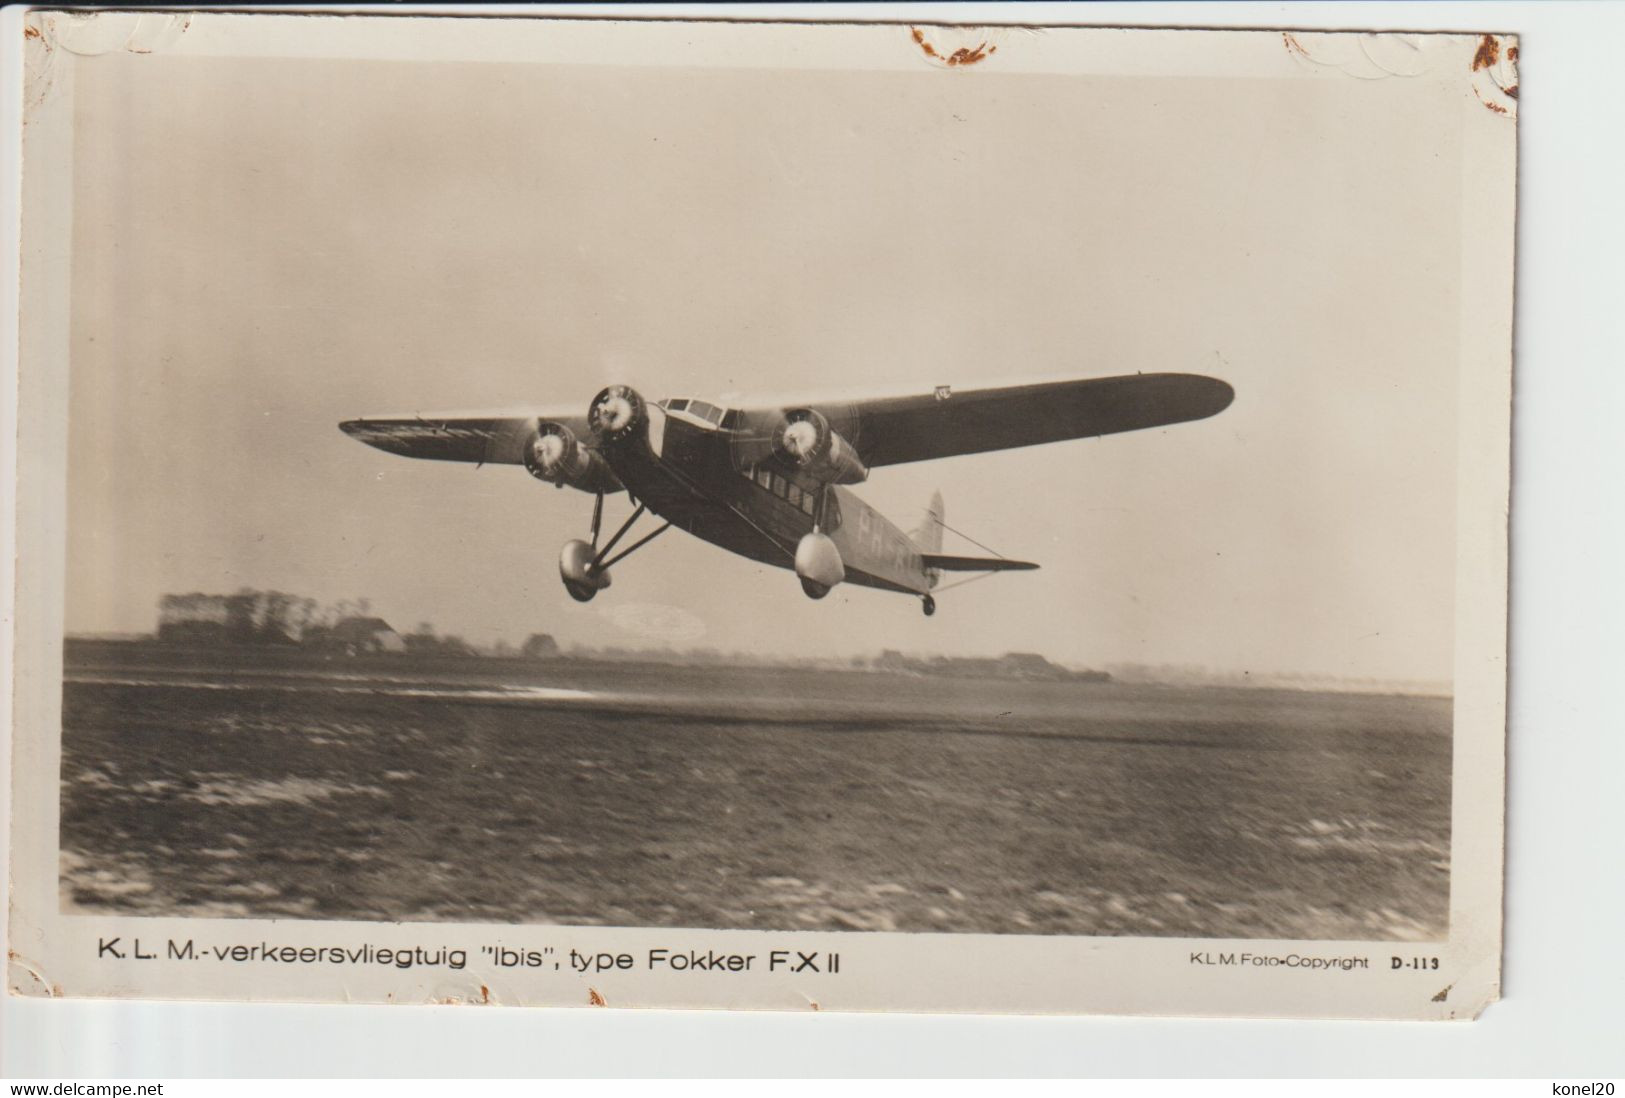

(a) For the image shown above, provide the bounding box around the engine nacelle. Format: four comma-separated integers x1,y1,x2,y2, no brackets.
523,421,618,492
795,531,845,599
772,408,868,485
588,384,649,446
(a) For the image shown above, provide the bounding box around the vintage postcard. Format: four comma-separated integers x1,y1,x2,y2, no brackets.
6,10,1515,1018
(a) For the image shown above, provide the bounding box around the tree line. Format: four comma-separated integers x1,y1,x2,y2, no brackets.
157,589,376,645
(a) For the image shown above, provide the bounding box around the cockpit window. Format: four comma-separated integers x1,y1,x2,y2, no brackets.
668,399,733,427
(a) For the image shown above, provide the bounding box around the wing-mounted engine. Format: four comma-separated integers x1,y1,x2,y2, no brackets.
523,420,622,493
771,408,868,485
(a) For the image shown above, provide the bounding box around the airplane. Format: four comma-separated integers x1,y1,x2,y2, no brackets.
339,373,1233,615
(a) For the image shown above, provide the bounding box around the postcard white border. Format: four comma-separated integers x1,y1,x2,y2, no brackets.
6,7,1513,1028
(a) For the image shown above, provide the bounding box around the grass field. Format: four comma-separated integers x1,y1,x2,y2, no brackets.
60,643,1451,939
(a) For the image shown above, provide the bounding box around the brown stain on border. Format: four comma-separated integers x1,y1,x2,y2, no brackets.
1281,32,1310,59
7,950,56,997
1469,34,1518,116
910,26,996,68
588,987,607,1006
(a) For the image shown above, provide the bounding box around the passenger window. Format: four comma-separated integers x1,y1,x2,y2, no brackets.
721,409,741,430
755,466,771,489
772,474,787,498
801,493,816,516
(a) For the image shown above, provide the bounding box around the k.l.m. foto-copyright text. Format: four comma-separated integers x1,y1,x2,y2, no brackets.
1189,950,1370,972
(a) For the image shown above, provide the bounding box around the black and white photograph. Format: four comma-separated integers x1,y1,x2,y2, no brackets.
7,11,1514,1018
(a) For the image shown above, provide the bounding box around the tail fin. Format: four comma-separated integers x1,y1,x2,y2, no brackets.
912,490,945,554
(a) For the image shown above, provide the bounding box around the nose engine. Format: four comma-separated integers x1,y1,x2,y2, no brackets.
588,384,649,446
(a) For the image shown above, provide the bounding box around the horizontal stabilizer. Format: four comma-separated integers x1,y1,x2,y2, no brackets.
921,554,1039,573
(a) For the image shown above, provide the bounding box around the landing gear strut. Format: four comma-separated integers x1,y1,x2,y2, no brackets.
922,595,936,617
559,493,671,602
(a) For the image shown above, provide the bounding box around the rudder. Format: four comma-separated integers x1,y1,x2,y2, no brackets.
912,490,945,554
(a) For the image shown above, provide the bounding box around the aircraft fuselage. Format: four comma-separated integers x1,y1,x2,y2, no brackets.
598,402,931,597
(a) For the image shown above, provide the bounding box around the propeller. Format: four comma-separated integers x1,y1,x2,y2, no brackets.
772,408,830,467
524,421,582,483
589,384,647,443
779,417,821,463
771,408,868,484
533,428,568,473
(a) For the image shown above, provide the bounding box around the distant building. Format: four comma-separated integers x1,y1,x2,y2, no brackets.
874,649,917,674
521,633,560,659
867,649,1109,683
156,593,233,645
156,619,228,645
321,616,406,656
403,631,474,656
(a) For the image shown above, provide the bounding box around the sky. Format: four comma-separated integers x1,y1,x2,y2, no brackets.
61,43,1464,682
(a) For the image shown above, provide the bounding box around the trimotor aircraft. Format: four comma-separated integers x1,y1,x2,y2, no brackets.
340,373,1233,615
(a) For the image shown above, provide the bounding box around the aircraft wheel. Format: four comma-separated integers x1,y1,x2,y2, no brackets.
922,595,936,617
560,538,610,602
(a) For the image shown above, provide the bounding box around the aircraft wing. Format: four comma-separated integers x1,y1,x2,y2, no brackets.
338,410,590,465
776,373,1234,469
341,373,1232,469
